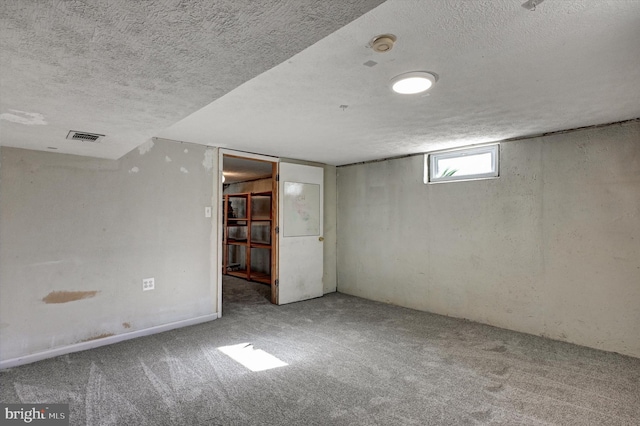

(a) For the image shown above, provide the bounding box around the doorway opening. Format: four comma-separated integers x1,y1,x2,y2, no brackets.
221,154,278,308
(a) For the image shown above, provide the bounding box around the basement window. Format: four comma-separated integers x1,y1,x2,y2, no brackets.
425,144,499,183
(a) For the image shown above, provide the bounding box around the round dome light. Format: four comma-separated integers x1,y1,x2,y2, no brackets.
390,71,437,95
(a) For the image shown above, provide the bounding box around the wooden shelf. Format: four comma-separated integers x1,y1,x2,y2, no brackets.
251,242,271,249
227,269,249,279
223,191,274,286
250,272,271,284
227,239,248,245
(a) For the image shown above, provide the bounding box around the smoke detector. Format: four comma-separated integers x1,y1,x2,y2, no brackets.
66,130,105,143
370,34,396,53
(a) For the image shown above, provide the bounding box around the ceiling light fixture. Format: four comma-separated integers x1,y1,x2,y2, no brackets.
390,71,437,95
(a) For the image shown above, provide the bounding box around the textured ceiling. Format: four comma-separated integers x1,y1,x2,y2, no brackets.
2,1,639,167
160,0,640,165
0,0,385,158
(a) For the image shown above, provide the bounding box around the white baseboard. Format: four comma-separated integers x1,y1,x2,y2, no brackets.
0,313,218,370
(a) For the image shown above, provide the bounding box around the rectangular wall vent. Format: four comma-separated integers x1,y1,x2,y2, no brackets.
66,130,105,143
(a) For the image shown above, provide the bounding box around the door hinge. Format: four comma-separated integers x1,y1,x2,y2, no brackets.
275,279,279,287
275,226,279,234
276,174,280,181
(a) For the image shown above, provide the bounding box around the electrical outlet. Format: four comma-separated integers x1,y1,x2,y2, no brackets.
143,278,155,291
205,206,212,218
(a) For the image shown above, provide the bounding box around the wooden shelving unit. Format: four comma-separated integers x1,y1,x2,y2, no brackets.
223,191,273,285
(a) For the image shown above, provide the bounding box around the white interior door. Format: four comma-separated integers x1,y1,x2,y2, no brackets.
278,162,324,305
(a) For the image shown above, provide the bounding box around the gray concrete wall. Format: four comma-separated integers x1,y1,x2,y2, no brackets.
337,121,640,358
0,140,217,362
323,165,338,294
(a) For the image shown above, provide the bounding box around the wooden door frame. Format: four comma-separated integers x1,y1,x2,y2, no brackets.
218,149,279,317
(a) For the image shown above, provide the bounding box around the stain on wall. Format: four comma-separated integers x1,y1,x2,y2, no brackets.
122,322,131,329
82,333,115,342
202,149,214,170
0,110,47,125
42,290,98,304
138,139,154,155
0,139,217,363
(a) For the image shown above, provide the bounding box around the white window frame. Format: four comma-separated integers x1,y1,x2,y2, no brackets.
425,144,500,184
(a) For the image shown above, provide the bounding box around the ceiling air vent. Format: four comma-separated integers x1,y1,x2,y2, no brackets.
66,130,105,143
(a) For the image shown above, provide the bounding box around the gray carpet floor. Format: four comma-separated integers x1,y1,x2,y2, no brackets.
1,276,639,425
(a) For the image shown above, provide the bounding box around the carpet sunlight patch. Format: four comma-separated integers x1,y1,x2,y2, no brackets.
218,343,288,372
